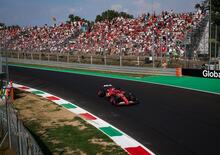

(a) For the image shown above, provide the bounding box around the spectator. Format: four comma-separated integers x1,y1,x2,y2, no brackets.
0,10,206,59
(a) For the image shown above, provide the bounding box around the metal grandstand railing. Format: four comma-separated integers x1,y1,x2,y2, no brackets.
197,21,209,55
186,15,209,56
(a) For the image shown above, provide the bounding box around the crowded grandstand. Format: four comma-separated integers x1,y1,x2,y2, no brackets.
0,6,208,59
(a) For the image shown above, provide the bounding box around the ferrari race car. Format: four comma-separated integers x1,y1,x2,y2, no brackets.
97,84,139,106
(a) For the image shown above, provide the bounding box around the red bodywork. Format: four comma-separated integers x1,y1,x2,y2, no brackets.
106,88,129,105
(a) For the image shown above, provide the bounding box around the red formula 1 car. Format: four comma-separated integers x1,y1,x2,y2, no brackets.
97,84,139,106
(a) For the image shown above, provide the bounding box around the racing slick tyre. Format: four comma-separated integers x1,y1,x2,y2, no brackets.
110,96,115,104
97,90,105,97
110,96,118,105
128,93,137,101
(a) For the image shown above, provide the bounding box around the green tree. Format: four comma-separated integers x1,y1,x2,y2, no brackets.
67,14,91,25
68,14,82,22
95,15,103,22
0,22,6,29
95,10,133,22
200,0,220,25
7,25,20,29
210,0,220,25
195,3,201,10
201,0,220,56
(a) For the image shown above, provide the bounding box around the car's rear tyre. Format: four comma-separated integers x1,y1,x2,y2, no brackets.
110,96,114,103
110,96,117,105
109,96,116,104
128,93,137,101
97,90,105,97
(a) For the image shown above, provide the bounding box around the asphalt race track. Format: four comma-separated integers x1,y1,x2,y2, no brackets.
9,66,220,155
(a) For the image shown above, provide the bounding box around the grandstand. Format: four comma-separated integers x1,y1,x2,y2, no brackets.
197,19,209,55
0,9,207,57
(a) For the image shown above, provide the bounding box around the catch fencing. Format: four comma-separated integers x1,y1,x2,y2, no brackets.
0,102,43,155
1,50,212,69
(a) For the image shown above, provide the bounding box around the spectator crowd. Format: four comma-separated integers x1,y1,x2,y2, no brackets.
0,10,206,57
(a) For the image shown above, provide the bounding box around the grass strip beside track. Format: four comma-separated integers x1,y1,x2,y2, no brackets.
13,89,127,155
10,63,220,95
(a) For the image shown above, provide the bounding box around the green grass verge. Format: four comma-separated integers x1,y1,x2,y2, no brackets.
13,89,127,155
25,118,127,155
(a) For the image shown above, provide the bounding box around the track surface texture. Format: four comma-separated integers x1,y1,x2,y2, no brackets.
9,66,220,155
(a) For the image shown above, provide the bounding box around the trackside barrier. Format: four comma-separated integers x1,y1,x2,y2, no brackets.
7,58,176,76
176,68,182,77
0,106,44,155
0,81,43,155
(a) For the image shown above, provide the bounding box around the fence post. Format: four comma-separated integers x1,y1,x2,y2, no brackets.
184,43,187,68
67,53,69,63
31,53,33,60
152,34,155,68
160,37,162,66
57,53,59,62
104,55,107,65
215,25,217,59
10,81,14,103
219,59,220,70
0,57,2,75
27,137,32,155
39,53,41,61
6,102,12,149
0,112,3,138
78,55,80,63
120,56,122,66
137,56,140,66
8,51,11,58
18,52,19,60
90,55,93,65
16,112,23,155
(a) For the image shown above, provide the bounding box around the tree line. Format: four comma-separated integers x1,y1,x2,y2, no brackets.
67,10,133,23
1,1,219,29
195,0,220,25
